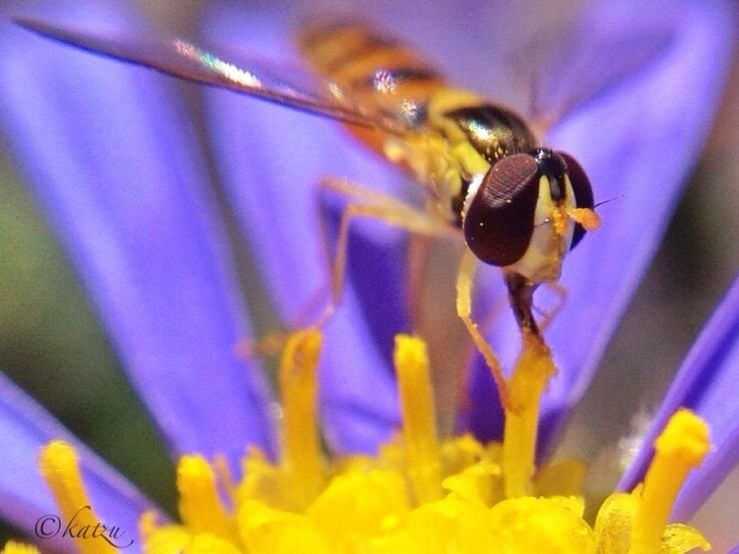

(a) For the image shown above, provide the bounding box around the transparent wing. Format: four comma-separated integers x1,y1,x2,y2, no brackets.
14,16,411,136
509,13,675,132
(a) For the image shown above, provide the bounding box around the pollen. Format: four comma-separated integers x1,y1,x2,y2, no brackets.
567,207,602,231
20,333,712,553
552,206,569,237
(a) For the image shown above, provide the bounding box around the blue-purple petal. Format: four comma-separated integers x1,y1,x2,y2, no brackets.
0,371,154,553
463,1,735,453
0,0,275,464
618,277,739,520
201,4,409,453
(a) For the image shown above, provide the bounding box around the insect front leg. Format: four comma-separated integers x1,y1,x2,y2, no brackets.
534,280,568,332
456,249,510,409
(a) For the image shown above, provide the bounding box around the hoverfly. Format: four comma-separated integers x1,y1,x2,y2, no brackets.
15,14,667,404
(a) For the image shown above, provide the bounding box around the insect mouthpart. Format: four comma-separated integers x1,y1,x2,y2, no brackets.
530,148,567,203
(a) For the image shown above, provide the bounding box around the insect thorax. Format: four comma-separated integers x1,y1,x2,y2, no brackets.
383,88,538,226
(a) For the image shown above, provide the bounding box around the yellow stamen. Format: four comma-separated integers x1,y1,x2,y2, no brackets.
0,541,39,554
567,207,601,231
137,330,715,552
279,328,325,508
177,455,235,542
38,441,116,554
394,335,442,503
629,409,711,554
502,333,557,497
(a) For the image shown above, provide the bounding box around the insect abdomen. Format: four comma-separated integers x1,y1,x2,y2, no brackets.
297,21,445,125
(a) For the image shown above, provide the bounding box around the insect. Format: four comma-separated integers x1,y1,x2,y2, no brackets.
16,15,663,404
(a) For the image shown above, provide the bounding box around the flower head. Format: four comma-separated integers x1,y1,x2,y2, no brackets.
0,0,736,552
16,327,724,553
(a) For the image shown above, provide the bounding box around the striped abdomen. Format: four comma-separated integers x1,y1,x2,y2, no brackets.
297,21,446,129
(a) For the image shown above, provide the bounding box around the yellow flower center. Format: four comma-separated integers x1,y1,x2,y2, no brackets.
4,331,713,554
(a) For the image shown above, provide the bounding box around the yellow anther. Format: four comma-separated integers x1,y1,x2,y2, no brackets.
593,491,640,552
0,541,39,554
653,409,711,465
238,500,332,553
39,441,116,554
567,207,601,231
629,409,710,554
488,496,593,551
502,334,557,498
177,455,235,542
142,524,191,554
394,334,442,503
279,328,325,509
442,461,502,506
307,469,410,541
185,533,242,554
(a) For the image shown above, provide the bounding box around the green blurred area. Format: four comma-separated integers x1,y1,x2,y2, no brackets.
0,150,177,541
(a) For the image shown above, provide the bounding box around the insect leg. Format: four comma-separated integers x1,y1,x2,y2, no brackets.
535,281,568,331
320,179,443,329
317,178,448,327
504,272,540,336
240,178,448,359
456,249,510,409
457,288,509,412
405,234,433,330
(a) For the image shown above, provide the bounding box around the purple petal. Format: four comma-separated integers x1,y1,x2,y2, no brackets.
0,372,154,553
618,277,739,520
201,4,409,453
0,1,275,464
463,1,735,453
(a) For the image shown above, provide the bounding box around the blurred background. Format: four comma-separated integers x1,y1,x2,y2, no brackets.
0,0,737,549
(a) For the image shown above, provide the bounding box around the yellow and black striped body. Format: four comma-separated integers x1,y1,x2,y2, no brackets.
297,22,538,226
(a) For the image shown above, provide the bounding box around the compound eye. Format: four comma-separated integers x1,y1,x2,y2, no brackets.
463,153,539,266
559,152,594,249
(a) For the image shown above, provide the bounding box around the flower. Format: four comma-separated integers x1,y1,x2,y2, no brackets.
0,0,737,552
